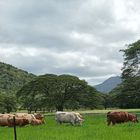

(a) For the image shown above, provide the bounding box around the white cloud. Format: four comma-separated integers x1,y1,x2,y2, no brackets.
0,0,140,85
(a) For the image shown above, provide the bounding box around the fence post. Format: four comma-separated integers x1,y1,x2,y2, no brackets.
13,116,17,140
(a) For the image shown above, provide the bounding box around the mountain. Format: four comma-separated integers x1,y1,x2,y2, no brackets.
94,76,122,93
0,62,36,93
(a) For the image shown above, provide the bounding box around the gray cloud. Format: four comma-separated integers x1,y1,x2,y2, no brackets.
0,0,140,85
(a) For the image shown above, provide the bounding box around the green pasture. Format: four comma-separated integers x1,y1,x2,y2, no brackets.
1,110,140,140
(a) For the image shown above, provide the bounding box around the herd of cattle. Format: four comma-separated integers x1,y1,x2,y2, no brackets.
0,111,138,127
0,113,44,127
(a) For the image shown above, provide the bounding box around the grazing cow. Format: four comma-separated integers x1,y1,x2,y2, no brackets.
0,114,14,126
8,117,29,127
128,113,138,123
30,118,43,125
72,112,84,125
15,113,35,123
107,111,138,125
55,111,83,125
0,114,14,118
34,113,45,123
72,112,83,119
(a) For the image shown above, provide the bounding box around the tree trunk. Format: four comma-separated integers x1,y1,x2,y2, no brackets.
27,107,32,114
57,105,63,111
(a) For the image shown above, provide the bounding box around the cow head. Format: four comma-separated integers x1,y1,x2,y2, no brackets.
134,115,139,123
34,113,44,120
75,117,84,125
128,114,139,123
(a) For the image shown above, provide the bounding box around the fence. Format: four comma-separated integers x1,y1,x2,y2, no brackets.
13,116,17,140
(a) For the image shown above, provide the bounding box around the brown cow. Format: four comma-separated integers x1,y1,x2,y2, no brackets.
107,111,138,125
8,117,29,127
128,113,138,123
30,118,43,125
34,113,45,123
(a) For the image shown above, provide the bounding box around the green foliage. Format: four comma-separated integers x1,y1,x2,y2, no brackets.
110,78,140,109
121,40,140,79
80,85,103,109
0,62,36,93
101,94,112,109
17,74,101,112
0,62,36,113
110,40,140,108
0,92,17,113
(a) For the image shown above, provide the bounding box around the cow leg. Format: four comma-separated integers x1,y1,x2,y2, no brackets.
58,121,62,124
112,121,116,125
107,120,111,126
71,121,75,126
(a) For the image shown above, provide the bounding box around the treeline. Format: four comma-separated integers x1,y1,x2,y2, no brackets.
0,62,35,113
0,39,140,113
0,74,104,113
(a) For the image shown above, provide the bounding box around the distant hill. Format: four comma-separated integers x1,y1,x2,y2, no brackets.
94,76,122,93
0,62,36,93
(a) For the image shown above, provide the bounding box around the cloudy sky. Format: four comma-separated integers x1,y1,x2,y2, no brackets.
0,0,140,85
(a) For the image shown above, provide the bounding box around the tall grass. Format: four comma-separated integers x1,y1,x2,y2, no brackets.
1,114,140,140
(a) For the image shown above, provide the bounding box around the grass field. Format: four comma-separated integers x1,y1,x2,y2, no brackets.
1,111,140,140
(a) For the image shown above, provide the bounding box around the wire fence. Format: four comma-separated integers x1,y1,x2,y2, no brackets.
13,116,17,140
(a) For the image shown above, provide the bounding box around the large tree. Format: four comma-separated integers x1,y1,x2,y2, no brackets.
121,40,140,79
17,74,101,112
112,40,140,108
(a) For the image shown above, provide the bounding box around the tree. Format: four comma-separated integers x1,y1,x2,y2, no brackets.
121,40,140,79
101,94,112,110
0,92,17,113
115,40,140,108
79,85,103,109
17,74,101,112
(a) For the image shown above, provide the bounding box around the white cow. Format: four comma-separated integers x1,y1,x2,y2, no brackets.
55,111,83,125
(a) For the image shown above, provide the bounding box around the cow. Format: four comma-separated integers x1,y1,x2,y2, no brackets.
0,114,14,126
55,111,84,125
30,118,43,125
72,112,84,125
8,117,29,127
0,114,14,118
15,113,35,123
34,113,45,123
72,112,83,119
107,111,138,125
128,113,139,123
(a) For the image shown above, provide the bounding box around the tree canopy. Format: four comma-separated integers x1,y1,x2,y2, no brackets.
17,74,101,112
121,40,140,79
